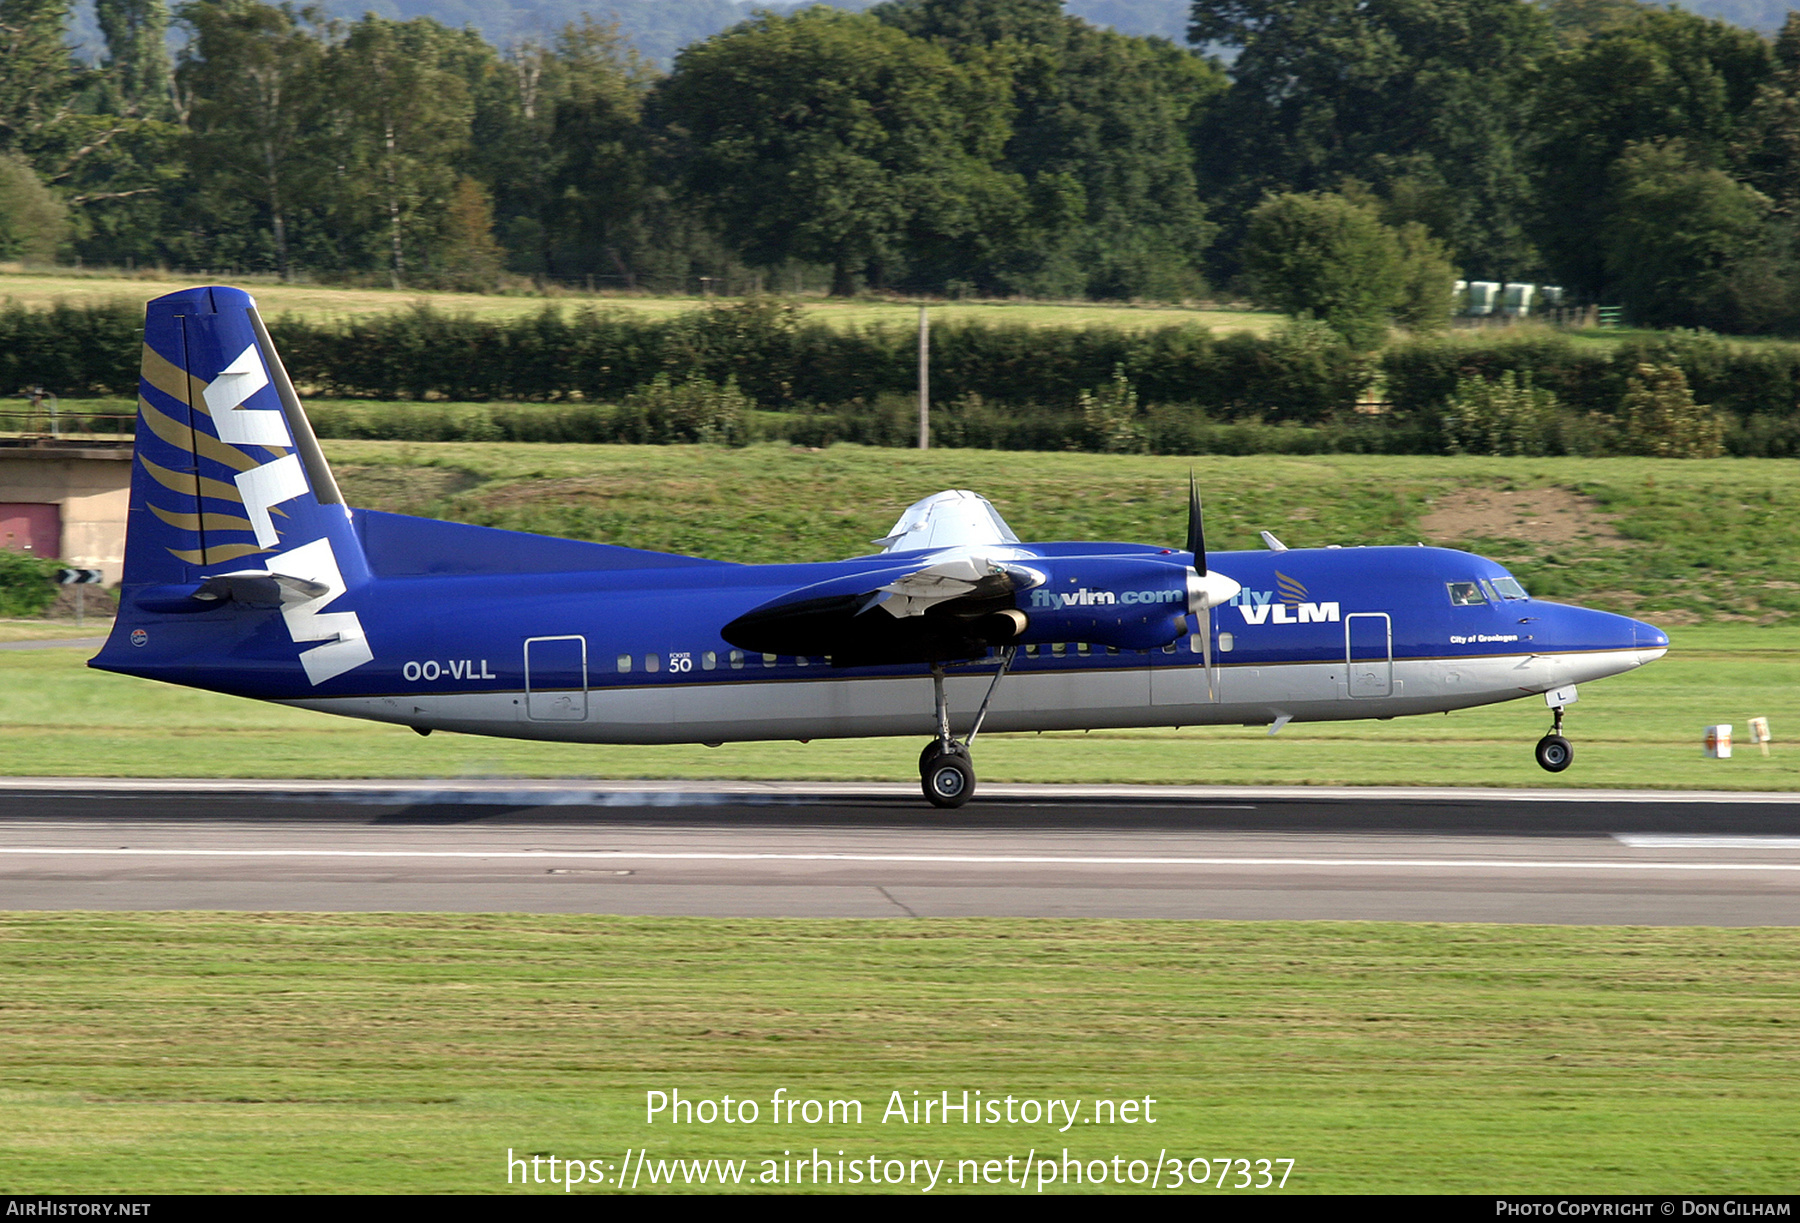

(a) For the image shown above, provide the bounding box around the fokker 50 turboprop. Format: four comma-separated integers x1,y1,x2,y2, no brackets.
91,286,1670,806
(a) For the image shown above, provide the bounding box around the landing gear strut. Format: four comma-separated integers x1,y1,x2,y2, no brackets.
920,648,1016,808
1535,704,1573,773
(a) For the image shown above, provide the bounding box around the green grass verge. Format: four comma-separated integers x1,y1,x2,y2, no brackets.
1,914,1794,1194
3,625,1794,787
0,619,110,642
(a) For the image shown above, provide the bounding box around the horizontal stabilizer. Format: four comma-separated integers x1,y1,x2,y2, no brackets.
194,569,331,608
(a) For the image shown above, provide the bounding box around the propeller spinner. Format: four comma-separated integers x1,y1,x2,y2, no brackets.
1182,474,1241,698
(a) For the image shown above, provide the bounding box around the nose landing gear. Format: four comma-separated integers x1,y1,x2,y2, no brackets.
919,649,1016,808
1535,702,1573,773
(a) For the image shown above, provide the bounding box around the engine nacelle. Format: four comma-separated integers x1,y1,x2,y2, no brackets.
1015,558,1198,651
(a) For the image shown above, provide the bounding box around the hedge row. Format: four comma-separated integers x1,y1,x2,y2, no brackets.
6,299,1799,427
0,299,1366,418
0,301,143,398
1384,330,1800,422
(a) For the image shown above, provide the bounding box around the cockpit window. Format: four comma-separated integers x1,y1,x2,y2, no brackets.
1491,576,1529,600
1478,578,1499,602
1447,581,1487,606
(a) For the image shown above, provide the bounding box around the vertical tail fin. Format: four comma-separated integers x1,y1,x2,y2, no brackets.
97,286,374,687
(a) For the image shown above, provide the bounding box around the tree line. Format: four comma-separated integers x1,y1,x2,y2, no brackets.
5,0,1800,334
10,296,1800,459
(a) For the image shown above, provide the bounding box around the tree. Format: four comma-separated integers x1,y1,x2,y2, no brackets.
177,0,326,279
0,152,67,260
1392,221,1459,330
543,18,656,280
1532,4,1771,296
96,0,173,117
1188,0,1551,284
656,7,1017,295
322,15,476,283
437,176,504,290
1733,12,1800,217
1241,191,1449,348
879,0,1223,298
0,0,83,160
1601,139,1768,329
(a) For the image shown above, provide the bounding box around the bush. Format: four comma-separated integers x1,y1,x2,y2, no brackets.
0,550,58,617
1617,363,1727,458
1080,367,1147,454
615,373,750,445
1440,371,1562,456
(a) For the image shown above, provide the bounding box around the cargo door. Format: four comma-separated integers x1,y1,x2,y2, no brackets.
525,635,588,721
1344,613,1392,698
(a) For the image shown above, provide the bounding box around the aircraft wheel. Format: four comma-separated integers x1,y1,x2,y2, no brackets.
1535,734,1573,773
919,740,968,772
922,753,975,808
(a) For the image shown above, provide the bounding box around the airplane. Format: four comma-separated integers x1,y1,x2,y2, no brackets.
90,286,1670,807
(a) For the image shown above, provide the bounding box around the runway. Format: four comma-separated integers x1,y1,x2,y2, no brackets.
3,780,1799,923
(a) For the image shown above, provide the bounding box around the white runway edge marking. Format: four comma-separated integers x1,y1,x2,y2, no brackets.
5,847,1800,871
1616,835,1800,849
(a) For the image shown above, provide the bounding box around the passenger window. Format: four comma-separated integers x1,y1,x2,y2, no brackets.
1025,645,1038,656
730,650,744,670
702,651,716,671
1077,643,1090,655
762,653,776,667
796,655,809,667
1052,643,1066,656
1447,581,1486,606
646,654,660,673
616,654,631,673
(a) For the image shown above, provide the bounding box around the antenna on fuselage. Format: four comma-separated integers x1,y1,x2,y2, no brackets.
1260,530,1288,552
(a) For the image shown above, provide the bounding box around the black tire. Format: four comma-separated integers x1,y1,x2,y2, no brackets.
922,754,975,808
1535,734,1573,773
919,740,968,771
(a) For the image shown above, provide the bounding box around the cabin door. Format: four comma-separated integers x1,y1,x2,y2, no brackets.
525,635,588,721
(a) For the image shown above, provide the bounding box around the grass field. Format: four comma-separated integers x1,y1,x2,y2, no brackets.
1,914,1794,1194
0,268,1275,334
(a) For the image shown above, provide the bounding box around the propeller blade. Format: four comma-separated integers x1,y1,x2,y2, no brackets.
1182,473,1241,613
1187,471,1205,573
1201,605,1215,701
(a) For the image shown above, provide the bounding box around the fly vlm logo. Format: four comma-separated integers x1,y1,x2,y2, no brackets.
1028,587,1184,609
1231,570,1340,625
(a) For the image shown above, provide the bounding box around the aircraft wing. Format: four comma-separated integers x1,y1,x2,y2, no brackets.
723,552,1044,666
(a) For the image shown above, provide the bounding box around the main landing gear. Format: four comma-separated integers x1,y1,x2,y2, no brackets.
920,648,1016,808
1535,703,1573,773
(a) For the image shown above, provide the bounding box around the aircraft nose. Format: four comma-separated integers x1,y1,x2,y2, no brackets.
1633,618,1670,664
